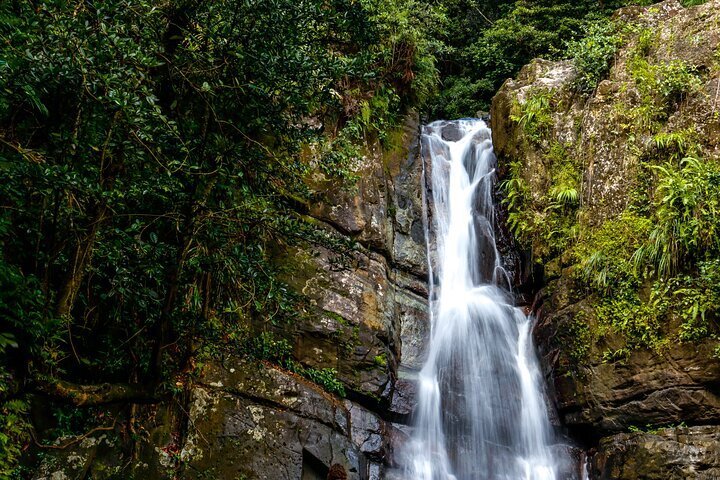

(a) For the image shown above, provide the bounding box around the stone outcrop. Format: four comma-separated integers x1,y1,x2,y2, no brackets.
493,0,720,226
272,114,430,418
492,0,720,477
592,426,720,479
181,360,391,479
540,311,720,436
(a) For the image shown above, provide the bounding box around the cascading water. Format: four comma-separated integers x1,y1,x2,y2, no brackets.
407,119,559,480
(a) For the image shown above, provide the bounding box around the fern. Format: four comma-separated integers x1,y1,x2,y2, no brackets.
652,128,697,159
510,90,553,143
549,185,579,206
634,156,720,277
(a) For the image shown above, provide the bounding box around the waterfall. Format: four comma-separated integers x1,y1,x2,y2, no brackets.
407,119,559,480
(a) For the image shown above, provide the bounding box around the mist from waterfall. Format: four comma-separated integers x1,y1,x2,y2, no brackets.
406,119,559,480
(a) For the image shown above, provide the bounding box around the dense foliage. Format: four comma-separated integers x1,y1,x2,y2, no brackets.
0,0,443,474
427,0,657,118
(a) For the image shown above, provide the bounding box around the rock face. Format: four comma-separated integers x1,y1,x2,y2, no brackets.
283,113,430,411
549,332,720,435
492,0,720,477
182,360,385,479
592,426,720,480
493,0,720,226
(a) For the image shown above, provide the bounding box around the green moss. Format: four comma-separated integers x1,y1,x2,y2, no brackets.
232,330,348,396
606,26,703,135
503,160,534,249
563,310,593,369
573,210,652,294
337,322,361,356
373,353,388,367
681,0,709,6
383,125,411,160
325,311,349,327
596,290,665,351
547,143,581,207
572,173,720,351
628,421,687,434
570,195,720,351
567,152,720,350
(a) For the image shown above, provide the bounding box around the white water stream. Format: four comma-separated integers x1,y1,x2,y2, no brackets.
406,119,559,480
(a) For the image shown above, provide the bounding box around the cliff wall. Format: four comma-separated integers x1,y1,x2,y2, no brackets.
492,1,720,478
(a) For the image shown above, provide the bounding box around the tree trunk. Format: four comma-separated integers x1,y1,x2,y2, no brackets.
55,205,108,317
55,112,120,317
34,379,160,406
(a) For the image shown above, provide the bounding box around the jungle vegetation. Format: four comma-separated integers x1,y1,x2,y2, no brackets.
0,0,701,475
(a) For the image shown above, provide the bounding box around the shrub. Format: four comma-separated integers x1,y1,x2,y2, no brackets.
596,290,664,351
652,128,698,160
629,57,702,120
567,20,624,93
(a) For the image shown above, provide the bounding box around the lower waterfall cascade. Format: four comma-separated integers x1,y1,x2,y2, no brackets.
406,119,562,480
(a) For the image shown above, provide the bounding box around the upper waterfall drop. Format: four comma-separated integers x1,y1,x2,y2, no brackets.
407,119,559,480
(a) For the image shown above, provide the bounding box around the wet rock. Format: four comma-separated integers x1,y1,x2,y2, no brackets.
396,287,430,371
389,116,428,278
548,444,588,480
346,401,385,458
308,113,427,279
591,426,720,480
475,111,491,122
385,423,412,469
273,112,429,407
552,337,720,435
177,360,411,479
131,404,179,479
389,376,416,421
532,283,720,437
276,242,428,404
440,123,464,142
